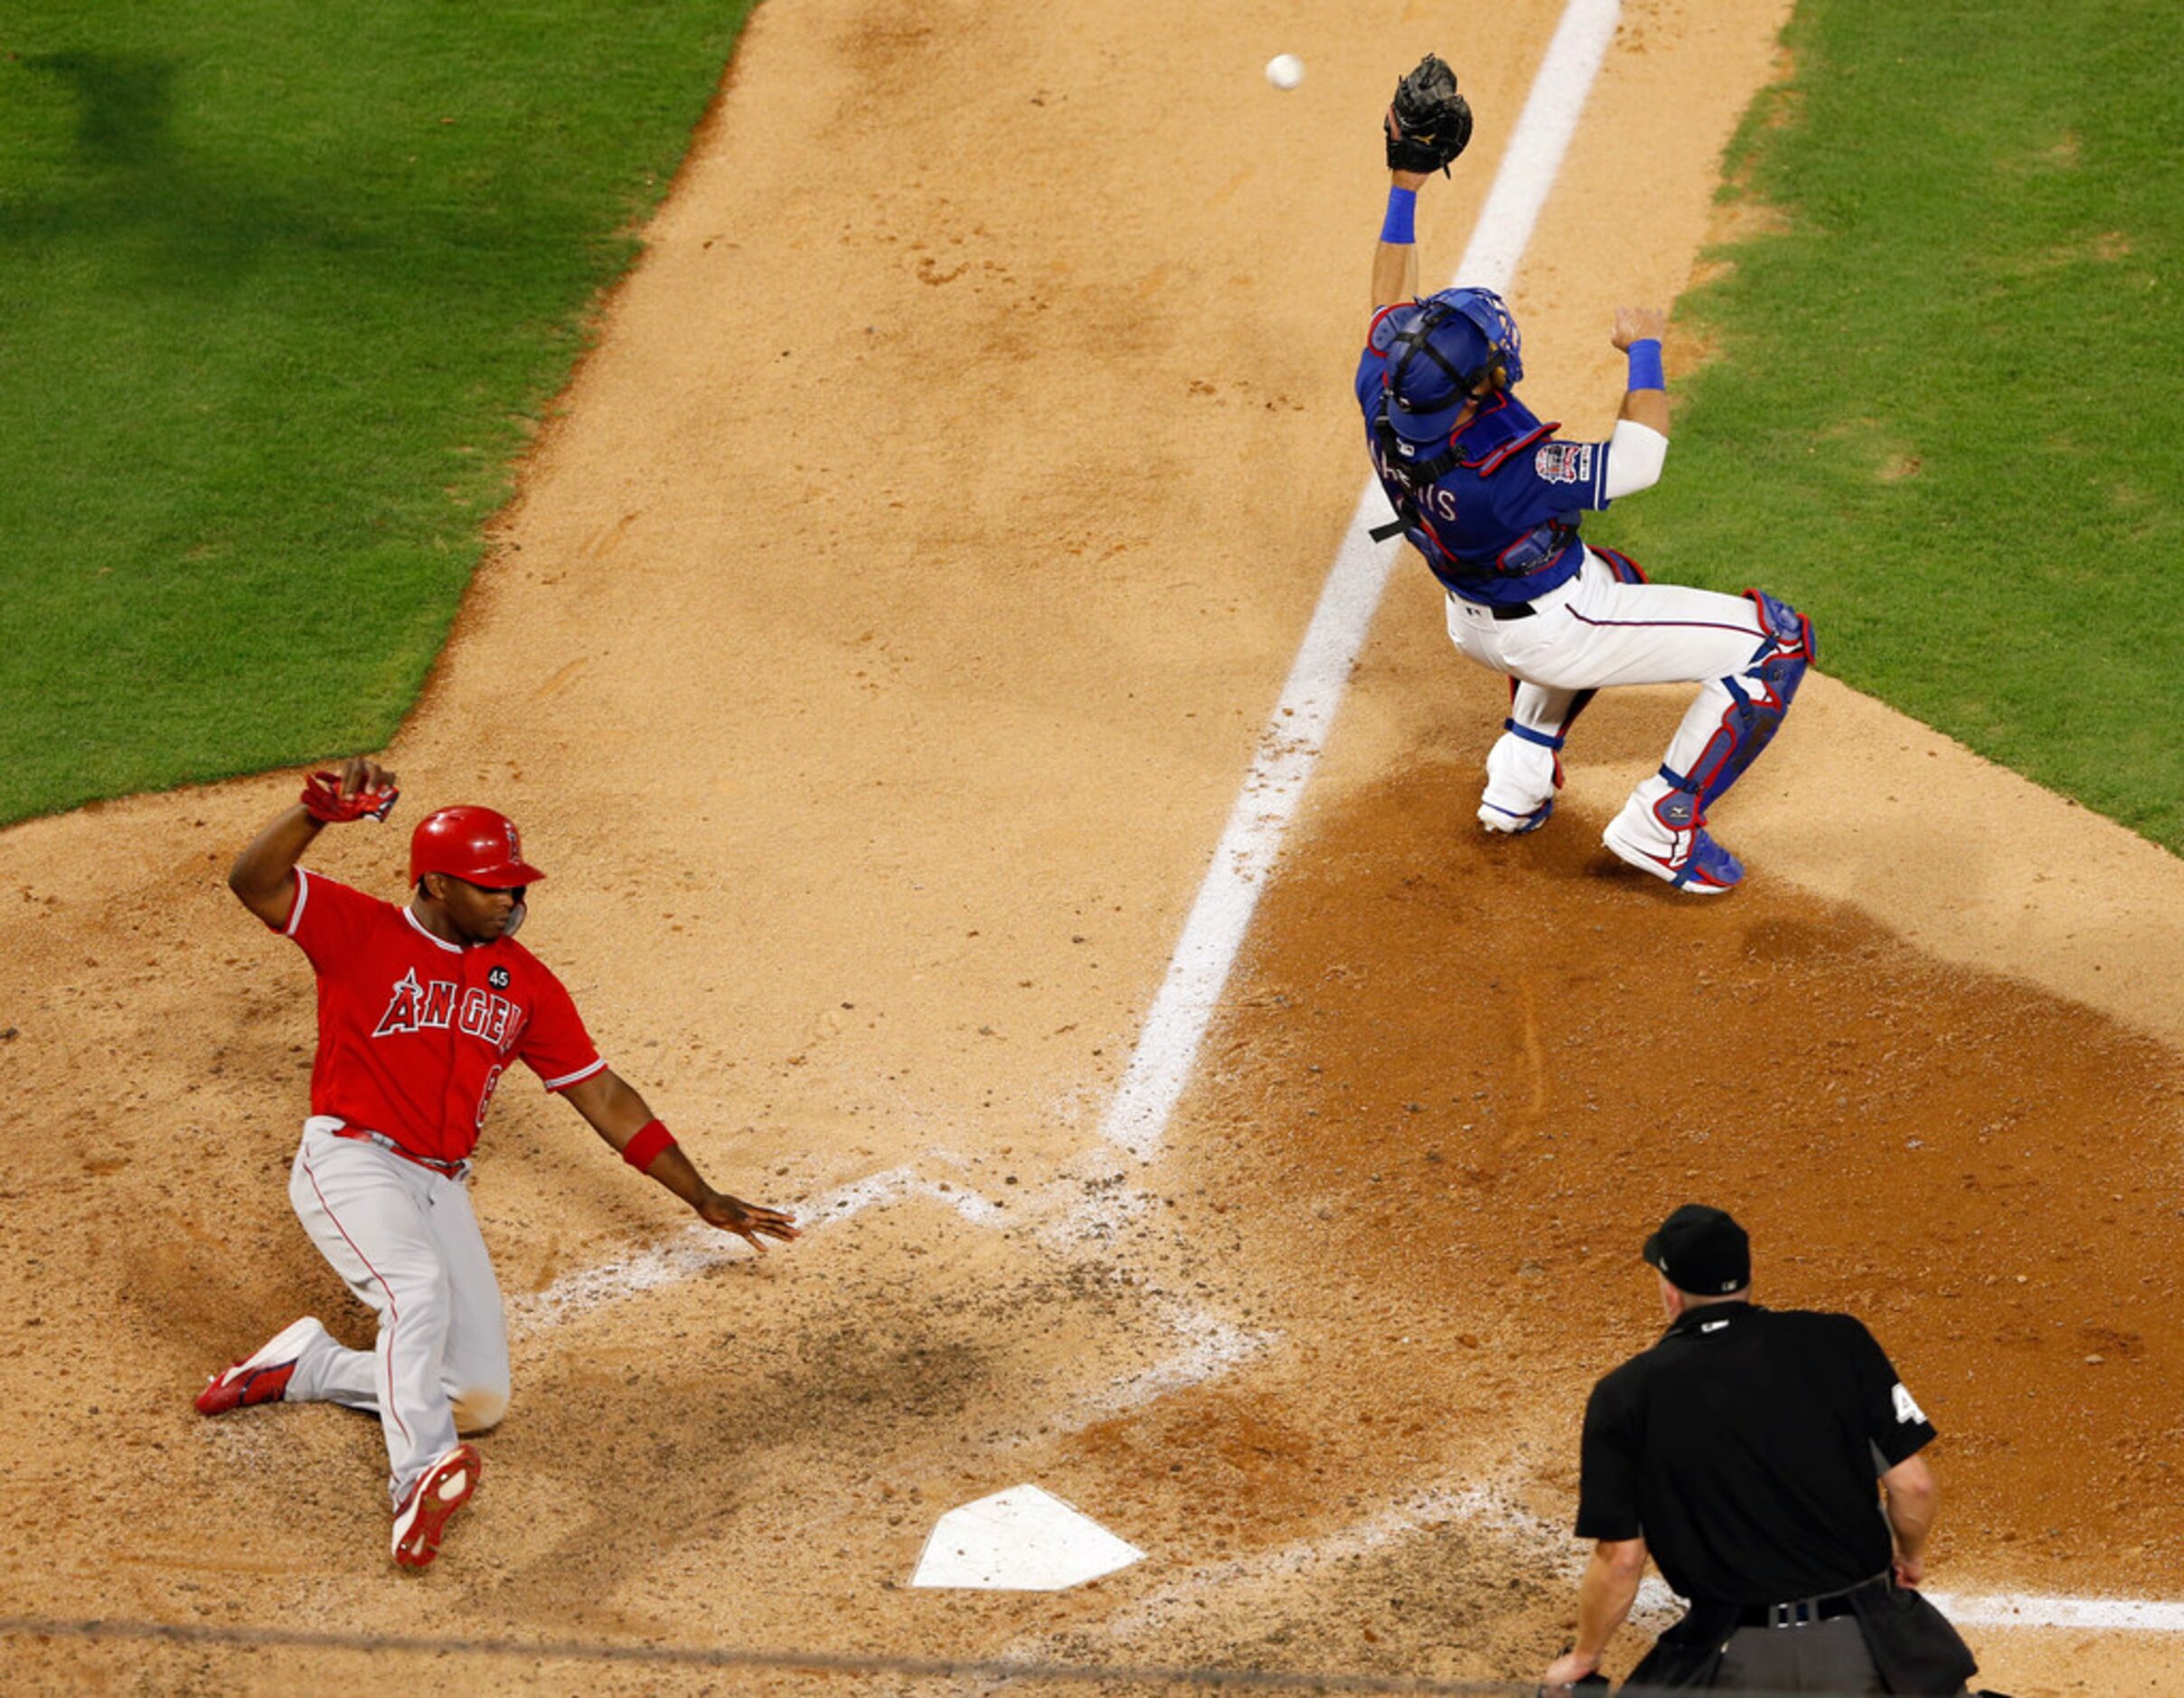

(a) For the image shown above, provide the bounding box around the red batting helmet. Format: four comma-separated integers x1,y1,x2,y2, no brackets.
409,806,546,888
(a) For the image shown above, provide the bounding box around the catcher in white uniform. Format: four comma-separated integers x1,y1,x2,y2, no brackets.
1365,57,1814,892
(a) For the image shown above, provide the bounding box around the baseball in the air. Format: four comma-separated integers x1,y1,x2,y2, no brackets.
1266,53,1304,90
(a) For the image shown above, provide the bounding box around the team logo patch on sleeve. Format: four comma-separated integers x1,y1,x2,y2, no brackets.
1533,441,1594,485
1891,1382,1928,1425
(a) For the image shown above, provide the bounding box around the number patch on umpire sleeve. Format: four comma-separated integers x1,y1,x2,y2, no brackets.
1533,441,1594,485
1891,1382,1928,1425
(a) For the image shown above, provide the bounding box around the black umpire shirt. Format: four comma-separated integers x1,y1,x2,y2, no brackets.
1574,1303,1937,1607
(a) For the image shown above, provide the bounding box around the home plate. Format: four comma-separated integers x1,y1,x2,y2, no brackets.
909,1484,1144,1590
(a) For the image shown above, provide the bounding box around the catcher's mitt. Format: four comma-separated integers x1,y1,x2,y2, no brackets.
1385,53,1473,175
301,769,400,824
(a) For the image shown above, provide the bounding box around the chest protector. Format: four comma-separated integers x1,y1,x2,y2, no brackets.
1371,391,1578,582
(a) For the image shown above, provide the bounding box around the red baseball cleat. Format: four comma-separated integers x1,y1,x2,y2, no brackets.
194,1317,327,1415
391,1443,482,1571
1603,813,1745,895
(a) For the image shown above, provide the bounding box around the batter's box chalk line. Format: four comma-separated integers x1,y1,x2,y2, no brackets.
509,1153,1272,1440
505,1163,1008,1335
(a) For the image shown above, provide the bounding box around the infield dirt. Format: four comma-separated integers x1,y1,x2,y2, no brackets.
4,1,2181,1693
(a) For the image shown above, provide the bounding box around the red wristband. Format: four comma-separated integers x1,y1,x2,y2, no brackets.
622,1119,676,1172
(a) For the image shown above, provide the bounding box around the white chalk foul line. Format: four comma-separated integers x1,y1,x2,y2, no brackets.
1056,1475,2184,1641
1453,1474,2184,1635
1926,1592,2184,1634
1447,1476,2184,1636
1096,0,1624,1161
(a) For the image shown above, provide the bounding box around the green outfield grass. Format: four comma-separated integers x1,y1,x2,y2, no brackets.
0,3,755,824
1591,0,2184,851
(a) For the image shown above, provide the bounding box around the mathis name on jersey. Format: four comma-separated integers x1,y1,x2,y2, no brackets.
1370,439,1462,524
373,968,526,1050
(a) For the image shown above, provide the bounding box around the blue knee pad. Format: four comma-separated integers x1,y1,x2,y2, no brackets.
1747,588,1817,683
1663,590,1814,808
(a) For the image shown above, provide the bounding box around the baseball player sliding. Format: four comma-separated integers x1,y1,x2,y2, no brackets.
1366,58,1815,891
199,758,799,1569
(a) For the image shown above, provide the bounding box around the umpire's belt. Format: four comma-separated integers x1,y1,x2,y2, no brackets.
1731,1572,1892,1629
331,1124,471,1179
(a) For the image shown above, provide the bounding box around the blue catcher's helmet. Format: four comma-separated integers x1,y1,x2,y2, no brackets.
1382,287,1524,441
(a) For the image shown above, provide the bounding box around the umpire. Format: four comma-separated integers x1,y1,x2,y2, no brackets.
1540,1205,1981,1693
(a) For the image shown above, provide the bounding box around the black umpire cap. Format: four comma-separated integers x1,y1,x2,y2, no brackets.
1643,1203,1751,1296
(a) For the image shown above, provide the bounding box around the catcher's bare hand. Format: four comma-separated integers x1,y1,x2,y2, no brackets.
696,1189,802,1254
1611,306,1667,350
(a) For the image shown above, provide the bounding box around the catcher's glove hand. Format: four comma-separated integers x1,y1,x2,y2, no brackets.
301,769,400,824
1385,53,1473,175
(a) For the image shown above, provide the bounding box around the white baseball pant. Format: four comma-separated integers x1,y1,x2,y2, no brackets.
286,1118,511,1508
1447,546,1780,850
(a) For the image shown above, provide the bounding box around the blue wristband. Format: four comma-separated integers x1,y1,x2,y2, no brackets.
1626,339,1665,391
1380,186,1417,245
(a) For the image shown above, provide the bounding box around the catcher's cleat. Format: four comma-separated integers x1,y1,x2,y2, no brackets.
1478,719,1563,835
1602,815,1744,894
1479,797,1554,835
194,1316,327,1415
392,1443,481,1571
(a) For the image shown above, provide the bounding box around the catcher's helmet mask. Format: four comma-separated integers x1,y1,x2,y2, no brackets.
1384,287,1524,442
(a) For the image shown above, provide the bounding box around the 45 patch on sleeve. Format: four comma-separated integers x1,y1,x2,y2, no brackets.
1534,441,1595,485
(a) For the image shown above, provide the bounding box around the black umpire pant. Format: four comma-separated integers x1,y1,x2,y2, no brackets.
1711,1616,1883,1693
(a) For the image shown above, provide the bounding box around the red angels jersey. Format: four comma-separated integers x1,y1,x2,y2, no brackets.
274,867,606,1162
